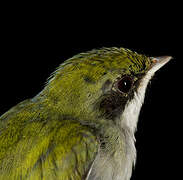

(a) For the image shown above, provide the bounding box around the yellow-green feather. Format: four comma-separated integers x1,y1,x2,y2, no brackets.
0,47,152,179
0,100,98,179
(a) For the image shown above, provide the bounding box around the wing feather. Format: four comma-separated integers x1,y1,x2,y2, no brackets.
0,118,99,180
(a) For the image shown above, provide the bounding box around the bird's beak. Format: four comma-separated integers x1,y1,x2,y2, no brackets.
149,56,172,73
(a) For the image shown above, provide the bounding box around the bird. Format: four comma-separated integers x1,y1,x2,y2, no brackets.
0,47,171,180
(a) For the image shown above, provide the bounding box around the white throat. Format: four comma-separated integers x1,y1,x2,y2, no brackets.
121,70,155,133
121,56,170,133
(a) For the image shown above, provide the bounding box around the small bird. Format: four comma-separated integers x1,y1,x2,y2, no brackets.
0,47,171,180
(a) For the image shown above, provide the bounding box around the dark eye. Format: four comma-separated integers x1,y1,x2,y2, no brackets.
117,76,133,93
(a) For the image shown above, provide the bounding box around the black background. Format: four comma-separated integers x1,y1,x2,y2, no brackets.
0,3,181,180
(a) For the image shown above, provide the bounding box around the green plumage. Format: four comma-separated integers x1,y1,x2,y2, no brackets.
0,47,152,180
0,99,98,180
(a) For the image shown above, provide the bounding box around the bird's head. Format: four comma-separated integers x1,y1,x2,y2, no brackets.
40,48,171,131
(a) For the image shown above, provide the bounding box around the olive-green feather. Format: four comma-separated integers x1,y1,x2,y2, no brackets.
0,47,151,180
0,100,98,180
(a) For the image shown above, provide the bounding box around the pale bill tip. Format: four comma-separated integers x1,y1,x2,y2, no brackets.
150,56,172,73
151,56,173,65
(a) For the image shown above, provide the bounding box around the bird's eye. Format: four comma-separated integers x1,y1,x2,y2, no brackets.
117,76,133,94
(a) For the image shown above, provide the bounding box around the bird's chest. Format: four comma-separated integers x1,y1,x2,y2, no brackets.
87,128,136,180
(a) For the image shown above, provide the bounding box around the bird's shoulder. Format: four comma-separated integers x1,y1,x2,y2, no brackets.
0,107,99,179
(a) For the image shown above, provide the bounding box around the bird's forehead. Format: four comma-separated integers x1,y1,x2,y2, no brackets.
64,48,151,78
